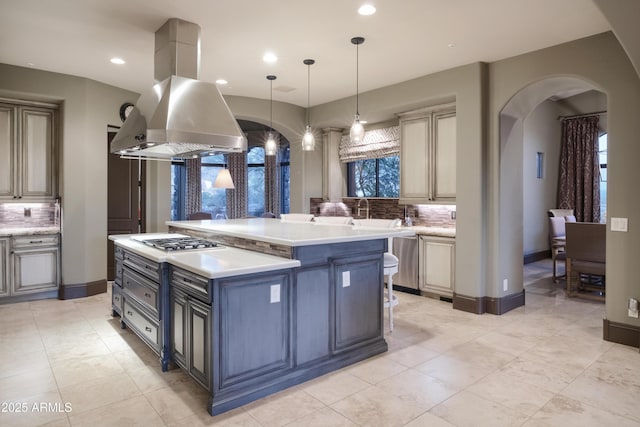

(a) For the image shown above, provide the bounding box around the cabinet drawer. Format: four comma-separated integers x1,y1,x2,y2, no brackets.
171,267,211,304
115,246,124,260
123,251,161,283
123,301,160,350
12,234,59,248
112,284,123,315
122,268,159,315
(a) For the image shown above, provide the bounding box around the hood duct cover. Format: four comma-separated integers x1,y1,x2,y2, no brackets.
110,18,246,159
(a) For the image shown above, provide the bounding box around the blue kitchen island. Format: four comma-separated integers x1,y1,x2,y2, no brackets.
112,218,413,415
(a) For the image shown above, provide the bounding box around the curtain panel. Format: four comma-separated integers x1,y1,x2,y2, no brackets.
226,152,248,219
264,153,281,217
185,157,202,216
557,116,601,222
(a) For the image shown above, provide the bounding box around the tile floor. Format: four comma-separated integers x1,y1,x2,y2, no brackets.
1,259,639,426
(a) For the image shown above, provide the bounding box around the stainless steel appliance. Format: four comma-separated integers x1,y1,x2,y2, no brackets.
390,235,419,292
141,237,219,251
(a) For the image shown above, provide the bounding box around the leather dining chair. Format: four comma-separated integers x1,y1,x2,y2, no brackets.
187,211,212,220
549,217,567,283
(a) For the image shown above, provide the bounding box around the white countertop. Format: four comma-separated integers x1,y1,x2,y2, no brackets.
409,226,456,238
0,226,61,237
109,234,300,279
166,218,415,247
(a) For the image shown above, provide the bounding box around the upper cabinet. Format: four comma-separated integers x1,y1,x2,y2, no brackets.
398,103,456,204
0,102,58,201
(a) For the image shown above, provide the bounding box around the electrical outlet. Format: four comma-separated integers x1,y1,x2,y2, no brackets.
629,298,639,318
342,271,351,287
270,284,280,303
503,279,508,292
611,217,628,232
451,210,456,220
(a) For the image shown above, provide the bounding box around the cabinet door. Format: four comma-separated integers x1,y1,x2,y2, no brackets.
400,117,430,201
218,272,291,388
433,112,456,200
188,297,211,390
419,237,455,296
20,107,55,199
0,238,9,296
0,104,17,199
333,254,383,351
171,288,188,370
12,247,59,294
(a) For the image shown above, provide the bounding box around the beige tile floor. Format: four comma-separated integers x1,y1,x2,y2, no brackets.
1,259,639,426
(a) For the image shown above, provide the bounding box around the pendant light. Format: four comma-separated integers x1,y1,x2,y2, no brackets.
302,59,316,151
265,75,278,156
213,168,235,189
350,36,365,143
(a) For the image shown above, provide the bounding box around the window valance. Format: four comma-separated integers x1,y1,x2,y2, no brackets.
339,126,400,163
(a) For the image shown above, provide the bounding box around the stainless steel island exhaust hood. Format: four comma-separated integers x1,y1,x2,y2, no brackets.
111,18,246,159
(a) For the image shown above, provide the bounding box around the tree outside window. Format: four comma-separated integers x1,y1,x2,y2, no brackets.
347,155,400,197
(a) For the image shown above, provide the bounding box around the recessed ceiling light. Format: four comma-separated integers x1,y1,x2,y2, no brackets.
447,43,456,48
27,62,36,67
358,4,376,15
216,79,228,85
110,57,125,65
263,52,278,63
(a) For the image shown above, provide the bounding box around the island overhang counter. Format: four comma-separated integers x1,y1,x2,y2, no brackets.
112,219,414,415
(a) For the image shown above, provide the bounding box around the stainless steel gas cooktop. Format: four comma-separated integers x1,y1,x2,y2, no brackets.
141,237,219,251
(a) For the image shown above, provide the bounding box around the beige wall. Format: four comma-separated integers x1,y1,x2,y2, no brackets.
0,63,138,287
489,32,640,326
522,100,562,256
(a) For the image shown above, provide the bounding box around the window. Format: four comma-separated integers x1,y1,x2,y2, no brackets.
201,154,228,218
347,155,400,197
599,133,607,223
170,145,290,219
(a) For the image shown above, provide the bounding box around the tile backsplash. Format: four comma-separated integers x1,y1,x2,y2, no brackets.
0,202,60,228
309,198,456,228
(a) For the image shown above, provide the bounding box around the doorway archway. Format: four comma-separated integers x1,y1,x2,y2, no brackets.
498,76,606,300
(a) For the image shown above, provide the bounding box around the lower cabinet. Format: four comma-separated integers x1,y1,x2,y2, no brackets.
419,235,456,297
0,238,9,296
171,287,211,390
0,234,60,300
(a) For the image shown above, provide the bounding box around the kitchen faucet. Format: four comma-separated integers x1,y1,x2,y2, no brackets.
357,198,370,219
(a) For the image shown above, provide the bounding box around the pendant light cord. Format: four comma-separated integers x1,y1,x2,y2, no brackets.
356,41,359,116
307,64,311,125
270,79,273,129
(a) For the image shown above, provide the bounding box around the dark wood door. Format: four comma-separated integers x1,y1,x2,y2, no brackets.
107,130,145,281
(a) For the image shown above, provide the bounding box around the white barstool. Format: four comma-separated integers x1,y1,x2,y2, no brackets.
384,251,399,332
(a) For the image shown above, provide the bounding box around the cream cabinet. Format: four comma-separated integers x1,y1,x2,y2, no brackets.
398,104,456,204
418,235,455,297
0,102,57,201
0,238,9,297
10,234,60,296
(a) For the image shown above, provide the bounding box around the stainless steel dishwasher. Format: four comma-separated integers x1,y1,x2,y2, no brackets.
388,235,419,293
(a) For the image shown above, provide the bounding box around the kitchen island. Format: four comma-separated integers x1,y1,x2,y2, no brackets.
112,219,413,415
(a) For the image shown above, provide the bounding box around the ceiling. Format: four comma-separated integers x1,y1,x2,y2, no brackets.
0,0,611,107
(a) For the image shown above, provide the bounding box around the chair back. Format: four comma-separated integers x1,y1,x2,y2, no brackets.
548,209,574,218
549,217,566,241
565,222,605,263
188,211,212,220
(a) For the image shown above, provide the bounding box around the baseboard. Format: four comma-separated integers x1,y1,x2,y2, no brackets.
59,279,107,300
453,290,525,315
524,250,550,264
603,319,640,348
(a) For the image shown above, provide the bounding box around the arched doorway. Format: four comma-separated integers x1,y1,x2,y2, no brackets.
498,76,607,300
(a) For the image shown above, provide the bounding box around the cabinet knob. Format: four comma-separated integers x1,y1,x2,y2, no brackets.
144,292,151,298
182,277,192,283
127,310,133,316
145,327,152,332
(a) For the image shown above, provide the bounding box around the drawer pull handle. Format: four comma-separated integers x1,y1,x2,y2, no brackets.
182,278,192,283
30,240,43,244
127,310,133,316
144,292,151,298
145,327,152,332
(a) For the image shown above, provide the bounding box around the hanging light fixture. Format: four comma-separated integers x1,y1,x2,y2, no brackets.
302,59,316,151
213,167,235,189
350,36,365,143
265,75,278,156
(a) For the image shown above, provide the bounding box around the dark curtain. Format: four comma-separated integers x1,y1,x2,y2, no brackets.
557,116,600,222
226,152,248,218
185,157,202,216
264,152,281,217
